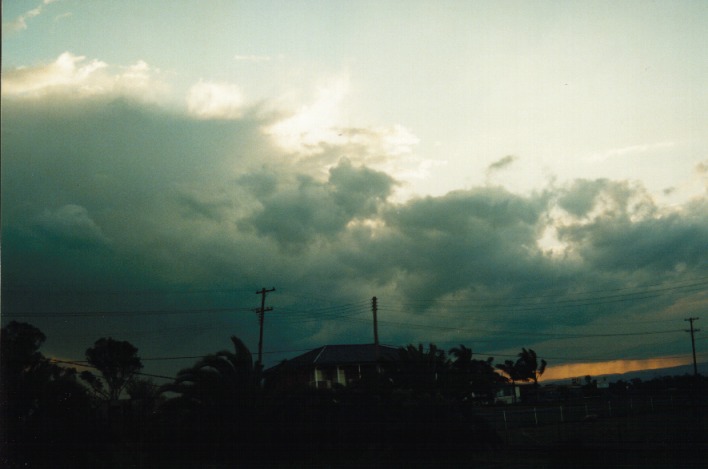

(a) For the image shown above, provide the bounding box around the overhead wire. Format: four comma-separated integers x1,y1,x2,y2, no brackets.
4,275,704,319
5,276,704,371
396,276,708,305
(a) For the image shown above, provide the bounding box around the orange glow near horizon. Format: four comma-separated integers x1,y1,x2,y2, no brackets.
50,356,92,372
541,356,692,381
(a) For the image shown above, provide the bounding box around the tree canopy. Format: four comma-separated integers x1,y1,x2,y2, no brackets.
82,337,143,401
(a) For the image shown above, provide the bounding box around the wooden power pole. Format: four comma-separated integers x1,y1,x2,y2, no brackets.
372,296,379,360
685,317,700,377
255,287,275,372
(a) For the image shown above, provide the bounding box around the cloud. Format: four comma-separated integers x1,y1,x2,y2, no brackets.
266,76,351,155
557,179,656,220
584,141,676,164
3,6,42,34
557,200,708,274
2,58,706,376
34,204,110,248
265,76,420,165
2,54,426,201
487,155,518,173
245,160,396,248
2,0,61,36
1,52,168,101
1,52,106,96
186,81,246,119
368,187,550,299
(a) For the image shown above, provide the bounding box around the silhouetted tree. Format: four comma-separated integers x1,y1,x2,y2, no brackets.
82,337,143,401
449,344,474,365
495,359,521,403
394,343,450,394
514,348,547,402
1,322,47,421
157,336,257,462
127,378,163,410
1,322,93,468
163,335,255,403
449,345,502,402
515,348,547,387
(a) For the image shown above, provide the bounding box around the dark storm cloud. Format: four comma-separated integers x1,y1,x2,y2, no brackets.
558,179,655,219
34,204,111,248
558,179,607,217
246,160,395,247
371,188,550,297
553,178,706,275
2,91,706,374
558,199,708,273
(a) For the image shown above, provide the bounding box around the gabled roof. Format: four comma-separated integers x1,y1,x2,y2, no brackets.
269,343,400,370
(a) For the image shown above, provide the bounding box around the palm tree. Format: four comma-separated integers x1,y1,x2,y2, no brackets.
159,336,257,454
449,345,500,402
495,359,519,403
395,343,449,394
449,344,473,367
162,336,256,405
515,348,547,387
514,348,547,402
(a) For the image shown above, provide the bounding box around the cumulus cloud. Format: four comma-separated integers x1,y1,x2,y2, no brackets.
557,201,708,274
265,76,420,170
556,179,656,221
1,52,106,96
186,81,246,119
1,52,168,100
244,160,395,248
266,76,351,155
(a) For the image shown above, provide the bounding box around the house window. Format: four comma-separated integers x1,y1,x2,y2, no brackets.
337,367,346,385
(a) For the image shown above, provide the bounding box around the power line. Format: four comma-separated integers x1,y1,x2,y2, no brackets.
4,274,704,320
398,276,708,304
385,285,707,315
4,287,257,297
49,359,175,381
337,316,687,340
3,307,253,318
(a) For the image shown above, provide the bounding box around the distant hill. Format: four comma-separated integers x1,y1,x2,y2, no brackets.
546,361,708,386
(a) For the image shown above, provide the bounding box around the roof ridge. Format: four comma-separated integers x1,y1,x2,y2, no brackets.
313,345,327,364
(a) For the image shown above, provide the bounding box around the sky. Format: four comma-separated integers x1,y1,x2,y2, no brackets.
2,0,707,382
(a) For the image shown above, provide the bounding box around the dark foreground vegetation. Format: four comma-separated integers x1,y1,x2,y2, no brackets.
1,321,705,468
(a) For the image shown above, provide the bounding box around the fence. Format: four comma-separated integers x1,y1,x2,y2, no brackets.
473,392,706,440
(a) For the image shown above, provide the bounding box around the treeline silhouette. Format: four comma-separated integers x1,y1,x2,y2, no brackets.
0,321,702,467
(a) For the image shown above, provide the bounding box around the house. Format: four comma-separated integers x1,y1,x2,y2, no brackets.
494,383,522,404
265,343,400,390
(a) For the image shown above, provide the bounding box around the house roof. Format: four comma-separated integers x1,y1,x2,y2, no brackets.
268,343,400,370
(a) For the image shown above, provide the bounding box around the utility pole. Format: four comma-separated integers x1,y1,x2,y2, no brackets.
255,287,275,372
372,296,379,360
685,317,700,377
